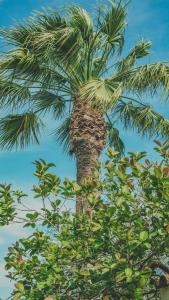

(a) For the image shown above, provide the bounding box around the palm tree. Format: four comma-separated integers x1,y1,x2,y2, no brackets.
0,1,168,210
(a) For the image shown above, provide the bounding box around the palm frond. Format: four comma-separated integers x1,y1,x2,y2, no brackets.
0,112,43,149
0,25,34,48
34,9,67,31
0,48,67,86
54,117,71,153
118,40,152,72
0,48,37,73
68,5,93,42
0,77,30,108
0,10,66,47
33,90,66,118
80,79,122,110
99,1,127,52
106,122,125,156
0,11,81,68
33,28,81,68
116,101,169,138
125,63,169,93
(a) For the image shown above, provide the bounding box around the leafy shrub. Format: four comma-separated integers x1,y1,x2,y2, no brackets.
3,144,169,299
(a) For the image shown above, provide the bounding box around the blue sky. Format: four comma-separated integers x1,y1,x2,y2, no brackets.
0,0,169,298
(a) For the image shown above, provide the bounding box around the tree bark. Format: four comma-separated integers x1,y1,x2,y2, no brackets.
70,100,106,212
76,140,100,211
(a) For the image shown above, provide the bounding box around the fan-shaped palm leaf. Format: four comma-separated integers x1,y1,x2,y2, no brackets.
0,77,30,108
0,112,43,149
0,48,67,86
116,101,169,138
33,90,66,118
80,79,122,110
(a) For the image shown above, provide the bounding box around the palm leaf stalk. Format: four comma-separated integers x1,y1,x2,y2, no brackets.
0,1,168,211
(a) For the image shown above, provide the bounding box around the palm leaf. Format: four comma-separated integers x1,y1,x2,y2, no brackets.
99,1,127,51
0,77,30,108
118,40,152,72
32,24,82,67
116,101,169,138
0,10,81,67
0,48,67,86
33,90,66,118
106,122,125,156
54,117,71,153
125,63,169,93
0,112,43,149
35,9,67,31
0,25,35,47
0,10,66,47
80,79,122,110
68,5,93,42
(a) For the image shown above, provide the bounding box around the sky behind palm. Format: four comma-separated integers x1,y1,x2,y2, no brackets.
0,0,169,298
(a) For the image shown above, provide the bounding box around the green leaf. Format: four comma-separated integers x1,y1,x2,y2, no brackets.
139,231,148,241
13,293,22,300
125,267,133,282
0,112,44,149
91,222,102,232
139,275,148,288
117,197,124,207
15,282,24,292
134,288,143,300
79,270,90,276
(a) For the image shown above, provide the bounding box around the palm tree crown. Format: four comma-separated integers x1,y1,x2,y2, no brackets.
0,1,168,153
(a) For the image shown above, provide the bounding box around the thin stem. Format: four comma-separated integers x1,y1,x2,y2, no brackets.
121,95,147,107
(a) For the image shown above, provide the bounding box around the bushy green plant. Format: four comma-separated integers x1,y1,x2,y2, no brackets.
3,143,169,299
0,184,17,226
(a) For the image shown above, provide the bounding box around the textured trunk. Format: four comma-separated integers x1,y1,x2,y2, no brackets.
76,140,100,211
70,100,106,212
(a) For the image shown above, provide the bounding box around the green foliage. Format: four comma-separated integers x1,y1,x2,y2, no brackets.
0,1,168,154
33,91,66,118
106,122,125,155
99,0,127,51
0,112,43,149
4,144,169,299
116,101,169,138
0,184,17,226
118,40,152,72
55,117,71,153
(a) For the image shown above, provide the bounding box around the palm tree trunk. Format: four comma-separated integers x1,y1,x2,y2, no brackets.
70,100,106,212
76,139,101,211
